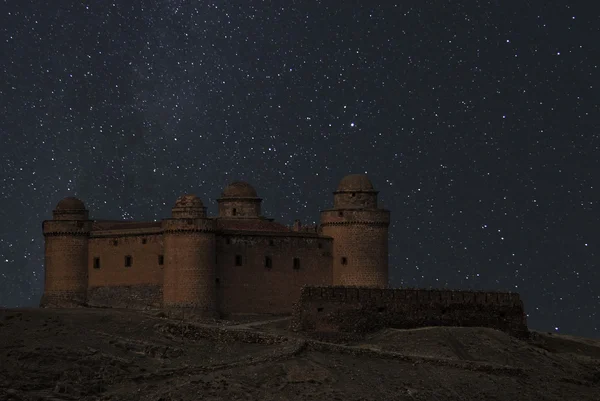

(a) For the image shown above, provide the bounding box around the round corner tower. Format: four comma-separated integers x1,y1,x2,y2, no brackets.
217,181,262,218
320,174,390,288
162,194,217,317
41,197,92,307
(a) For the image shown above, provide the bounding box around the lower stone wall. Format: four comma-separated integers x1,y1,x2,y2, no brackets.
291,286,528,338
87,285,162,309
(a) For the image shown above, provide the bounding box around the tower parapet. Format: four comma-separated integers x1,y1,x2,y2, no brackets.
41,197,91,307
162,194,217,317
320,174,390,288
217,181,262,218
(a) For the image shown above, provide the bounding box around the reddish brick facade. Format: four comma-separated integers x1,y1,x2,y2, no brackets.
41,175,389,316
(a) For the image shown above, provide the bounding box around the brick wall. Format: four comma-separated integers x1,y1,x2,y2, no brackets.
216,235,333,315
291,286,528,337
88,234,163,287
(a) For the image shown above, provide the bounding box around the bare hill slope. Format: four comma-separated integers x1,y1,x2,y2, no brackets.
0,308,598,400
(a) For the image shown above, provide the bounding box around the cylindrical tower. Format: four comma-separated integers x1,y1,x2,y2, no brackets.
162,194,217,317
41,197,92,307
320,174,390,288
217,181,262,218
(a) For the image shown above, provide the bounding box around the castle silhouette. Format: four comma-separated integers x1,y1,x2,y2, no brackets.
41,174,390,316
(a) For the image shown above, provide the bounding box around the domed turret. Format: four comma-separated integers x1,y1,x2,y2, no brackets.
336,174,375,192
320,174,390,288
333,174,378,209
52,197,89,220
171,194,206,219
218,181,262,218
41,197,92,307
56,197,86,210
221,181,258,198
162,194,217,317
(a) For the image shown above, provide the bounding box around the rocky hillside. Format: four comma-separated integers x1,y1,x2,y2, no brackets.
0,308,598,400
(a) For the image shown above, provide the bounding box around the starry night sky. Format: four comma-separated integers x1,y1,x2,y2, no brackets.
1,1,598,338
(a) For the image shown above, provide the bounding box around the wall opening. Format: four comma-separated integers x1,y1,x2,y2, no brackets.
232,208,237,216
338,211,344,217
317,307,324,312
351,192,356,197
377,307,386,313
226,237,231,244
216,278,220,285
158,255,164,266
269,239,274,246
235,254,243,266
142,238,147,244
124,255,132,267
112,239,118,246
293,257,300,270
317,242,322,249
265,256,272,268
341,257,348,265
93,257,100,269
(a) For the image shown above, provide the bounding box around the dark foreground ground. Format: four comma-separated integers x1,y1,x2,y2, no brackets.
0,308,599,401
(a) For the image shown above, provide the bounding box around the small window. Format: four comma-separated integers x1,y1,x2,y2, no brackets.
112,239,118,246
317,307,324,312
232,208,237,216
269,239,274,246
125,255,132,267
351,192,356,197
341,257,348,265
215,278,220,285
158,255,164,266
317,242,322,249
235,254,243,266
338,211,344,217
225,237,231,244
142,238,147,244
293,257,300,270
93,257,100,269
265,256,272,268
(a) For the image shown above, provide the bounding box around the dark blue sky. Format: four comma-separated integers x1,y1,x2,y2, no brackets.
1,0,598,338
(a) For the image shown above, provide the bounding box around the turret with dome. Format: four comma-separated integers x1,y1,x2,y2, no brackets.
321,173,390,288
217,181,262,218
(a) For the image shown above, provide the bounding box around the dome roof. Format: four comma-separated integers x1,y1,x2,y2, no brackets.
336,174,375,192
55,197,86,210
221,181,258,198
174,194,204,208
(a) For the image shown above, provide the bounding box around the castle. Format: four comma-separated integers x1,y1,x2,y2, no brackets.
41,174,390,317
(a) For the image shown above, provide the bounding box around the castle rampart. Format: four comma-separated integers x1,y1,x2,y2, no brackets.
291,286,528,338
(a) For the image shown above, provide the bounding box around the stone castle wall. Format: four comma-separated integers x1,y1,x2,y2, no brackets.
216,234,333,315
291,286,528,338
82,229,335,315
88,233,164,287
